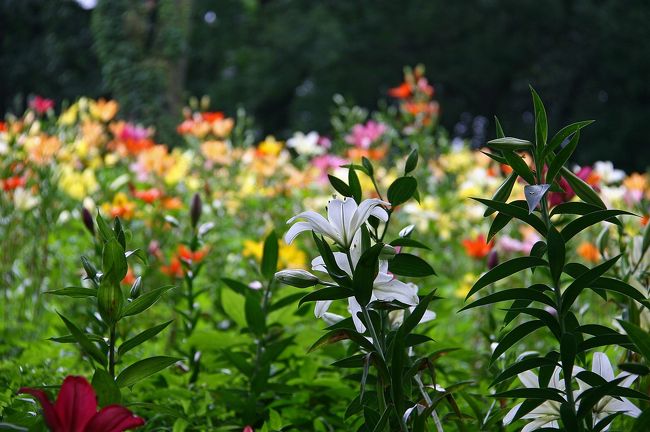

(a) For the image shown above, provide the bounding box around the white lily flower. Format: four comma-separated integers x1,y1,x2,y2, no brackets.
576,352,641,429
594,161,625,185
284,197,389,248
503,366,582,432
310,232,419,333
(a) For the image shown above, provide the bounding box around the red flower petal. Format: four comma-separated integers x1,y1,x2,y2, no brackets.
18,387,62,431
84,405,145,432
54,376,98,432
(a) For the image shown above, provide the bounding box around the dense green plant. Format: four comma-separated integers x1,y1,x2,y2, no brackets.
464,88,649,430
47,213,178,405
276,152,466,431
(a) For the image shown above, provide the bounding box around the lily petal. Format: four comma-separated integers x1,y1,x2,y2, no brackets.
18,387,62,431
84,405,145,432
55,376,98,432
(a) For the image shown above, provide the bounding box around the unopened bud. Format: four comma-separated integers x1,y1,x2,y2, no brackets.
129,276,142,299
190,193,202,228
487,250,499,270
379,244,397,260
399,224,415,238
82,207,95,236
274,269,320,288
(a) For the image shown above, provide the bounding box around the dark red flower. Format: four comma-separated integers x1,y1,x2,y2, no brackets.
548,166,598,207
19,376,144,432
30,96,55,115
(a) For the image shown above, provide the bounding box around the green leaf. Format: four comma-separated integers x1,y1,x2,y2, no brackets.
591,277,648,306
115,356,180,388
102,238,127,284
530,86,548,148
245,293,266,335
328,174,351,197
546,130,580,185
312,234,352,287
466,256,547,299
545,120,594,157
387,177,417,207
405,148,418,174
118,320,173,357
503,150,536,185
561,210,632,241
261,231,279,280
299,287,353,307
92,369,121,406
484,172,518,216
561,255,621,315
472,198,547,234
57,313,106,367
486,137,533,151
560,333,577,385
547,226,565,285
95,211,114,242
45,287,97,298
495,116,505,138
487,212,512,242
549,201,603,217
560,401,579,431
491,356,557,386
221,278,250,296
348,167,362,203
125,248,148,265
353,243,384,306
561,166,606,209
491,320,546,363
121,285,174,317
400,291,437,336
460,288,555,312
388,238,430,250
642,222,650,258
362,157,374,178
492,387,565,403
618,320,650,361
388,253,435,277
308,329,375,353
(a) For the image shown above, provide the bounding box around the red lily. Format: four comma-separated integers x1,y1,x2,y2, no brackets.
30,96,55,114
19,376,144,432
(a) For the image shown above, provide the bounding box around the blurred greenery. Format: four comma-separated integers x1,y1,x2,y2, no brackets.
1,0,649,170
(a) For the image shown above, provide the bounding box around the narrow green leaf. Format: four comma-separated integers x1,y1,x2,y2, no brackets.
530,86,548,148
388,253,435,277
353,243,384,306
348,167,362,203
618,320,650,361
261,231,279,280
503,150,536,185
460,288,555,312
298,287,353,307
561,255,621,315
492,387,565,403
389,238,430,250
121,285,174,317
57,313,106,367
487,212,512,242
546,130,580,185
491,356,557,386
545,120,594,157
245,293,266,335
92,369,121,406
466,256,547,299
45,287,97,298
547,226,565,285
561,210,632,241
484,172,518,216
118,320,173,357
472,198,547,234
486,137,534,151
491,320,546,363
115,356,180,388
561,166,606,209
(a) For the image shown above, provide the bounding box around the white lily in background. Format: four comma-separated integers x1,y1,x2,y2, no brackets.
576,352,641,428
284,197,389,248
503,366,581,432
310,232,419,333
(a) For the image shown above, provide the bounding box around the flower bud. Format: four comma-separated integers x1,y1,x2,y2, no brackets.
487,250,499,270
82,207,94,236
379,244,397,260
129,276,142,299
190,193,202,228
274,269,320,288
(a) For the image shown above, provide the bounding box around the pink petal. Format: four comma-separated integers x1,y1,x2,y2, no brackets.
85,405,145,432
54,376,98,432
18,387,62,431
